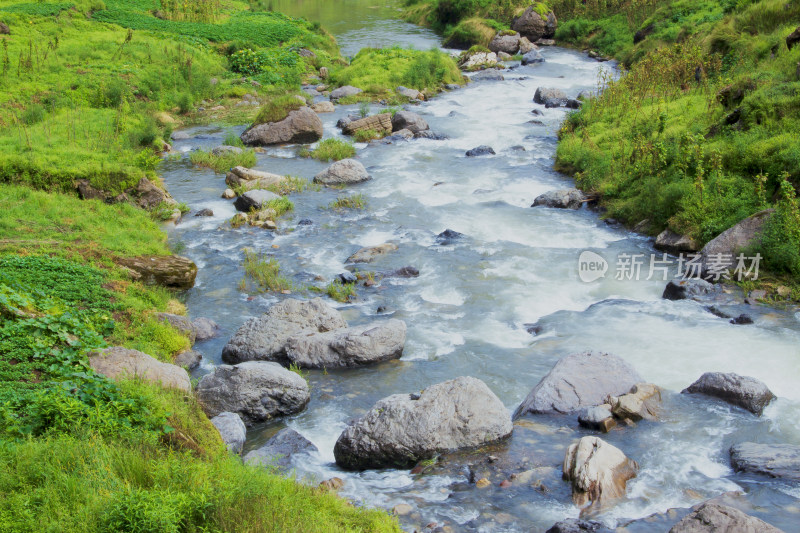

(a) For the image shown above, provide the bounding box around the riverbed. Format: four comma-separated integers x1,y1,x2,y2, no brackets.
161,3,800,531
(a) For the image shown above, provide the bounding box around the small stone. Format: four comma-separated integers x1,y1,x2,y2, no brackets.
392,504,413,516
319,477,345,491
475,478,491,488
194,208,214,217
499,480,512,488
222,188,236,199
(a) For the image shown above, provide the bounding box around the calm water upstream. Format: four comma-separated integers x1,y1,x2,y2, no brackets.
161,3,800,531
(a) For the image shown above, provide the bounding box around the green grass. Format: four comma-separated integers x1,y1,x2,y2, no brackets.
223,133,245,148
264,175,321,195
353,129,384,142
253,93,307,125
241,249,292,292
189,148,257,173
328,193,367,210
305,138,356,161
326,280,357,303
265,196,294,218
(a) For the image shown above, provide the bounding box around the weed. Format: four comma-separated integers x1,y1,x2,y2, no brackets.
328,194,367,210
326,280,356,302
189,148,257,173
308,139,356,162
241,249,292,292
353,129,383,142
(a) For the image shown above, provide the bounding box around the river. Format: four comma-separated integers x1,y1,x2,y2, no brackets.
161,2,800,531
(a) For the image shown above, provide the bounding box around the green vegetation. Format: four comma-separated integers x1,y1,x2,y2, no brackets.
223,133,245,148
329,193,367,210
253,92,308,125
353,128,384,142
265,175,321,195
305,138,357,161
242,249,293,292
189,148,257,173
326,280,357,302
265,196,295,217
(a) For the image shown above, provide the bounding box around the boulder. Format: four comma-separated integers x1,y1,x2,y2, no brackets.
563,436,638,507
655,229,699,254
546,519,614,533
497,51,513,61
116,255,197,289
460,51,497,69
211,145,243,157
489,32,521,55
132,177,171,210
436,229,464,245
311,101,335,113
192,317,219,341
512,6,558,41
787,26,800,50
518,36,537,54
682,372,775,415
534,87,568,107
383,266,420,278
532,188,586,209
210,412,246,454
221,298,347,364
240,106,323,146
565,99,582,109
346,243,398,263
465,145,495,157
174,349,202,370
284,320,406,369
522,50,545,65
342,113,392,136
225,166,285,189
391,110,429,133
194,208,214,217
196,361,310,425
662,278,713,300
222,188,236,199
729,442,800,481
396,86,422,100
88,347,191,392
698,209,773,273
155,312,195,343
333,376,513,470
514,351,643,417
669,502,784,533
313,159,371,186
244,428,319,470
470,69,505,81
330,85,363,101
233,189,281,212
609,383,661,422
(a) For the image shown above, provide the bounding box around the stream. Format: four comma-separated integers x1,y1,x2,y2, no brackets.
161,2,800,531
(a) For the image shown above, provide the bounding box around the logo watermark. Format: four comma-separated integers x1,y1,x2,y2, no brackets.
577,252,761,282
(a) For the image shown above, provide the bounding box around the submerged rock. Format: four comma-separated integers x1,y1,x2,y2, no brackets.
534,87,568,107
682,372,775,416
334,376,513,470
116,255,197,289
465,145,495,157
522,49,545,65
662,278,713,301
729,442,800,481
313,159,371,186
470,69,505,82
546,519,613,533
89,347,191,392
563,436,638,508
196,361,310,425
391,110,429,133
383,266,420,278
210,412,246,454
436,229,464,245
241,106,323,146
245,428,319,470
532,188,586,209
669,502,784,533
346,243,398,263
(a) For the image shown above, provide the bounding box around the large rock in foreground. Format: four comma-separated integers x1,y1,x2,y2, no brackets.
241,106,323,146
196,361,310,425
514,351,643,417
233,189,281,212
313,159,371,186
89,347,191,392
391,110,429,133
512,6,557,41
669,502,784,533
489,32,521,55
116,255,197,289
222,298,347,364
682,372,775,415
244,428,319,470
285,320,406,369
225,166,285,190
532,188,586,209
729,442,800,481
563,436,638,508
334,376,513,470
210,412,246,454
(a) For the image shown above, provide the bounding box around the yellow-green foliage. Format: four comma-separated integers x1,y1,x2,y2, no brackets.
264,175,321,195
189,148,257,173
308,138,356,161
328,193,367,210
443,17,496,48
326,280,357,302
265,196,294,217
253,93,307,124
242,249,292,292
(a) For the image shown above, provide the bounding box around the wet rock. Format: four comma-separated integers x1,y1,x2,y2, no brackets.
397,85,422,100
392,503,413,516
662,278,714,301
244,428,319,469
319,477,344,491
194,208,214,217
546,519,614,533
284,319,406,369
89,347,191,392
210,412,246,454
565,99,582,109
730,314,753,325
563,436,638,507
669,502,784,533
475,478,491,488
211,145,242,157
233,189,281,212
346,243,398,263
192,317,219,341
512,6,557,41
578,405,616,432
313,159,371,186
330,85,363,101
334,376,513,470
532,188,586,209
531,108,543,116
470,69,505,82
465,145,495,157
298,219,313,226
655,229,700,254
155,312,196,343
196,361,310,425
225,166,285,189
534,87,568,107
514,351,643,417
682,372,775,416
518,36,537,54
522,50,545,65
174,349,202,370
610,383,661,422
222,298,347,364
414,130,448,140
343,113,392,136
436,229,464,244
460,51,497,69
116,255,197,289
510,145,526,151
489,32,521,55
337,271,357,284
222,188,236,199
445,83,461,90
729,442,800,481
391,110,429,133
311,101,335,113
171,131,191,140
497,51,513,61
698,209,773,275
384,266,420,278
241,106,323,146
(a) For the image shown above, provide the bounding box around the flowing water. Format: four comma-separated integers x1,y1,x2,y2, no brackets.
161,3,800,531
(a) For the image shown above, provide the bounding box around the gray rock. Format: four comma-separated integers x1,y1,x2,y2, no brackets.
669,502,784,533
512,6,557,41
346,243,398,263
466,145,495,157
192,317,219,341
384,266,420,278
241,106,323,146
514,351,643,417
245,428,319,470
116,255,197,289
522,50,545,65
391,110,429,133
470,69,505,81
518,36,537,54
210,412,246,454
682,372,775,415
313,159,371,186
662,278,714,300
610,383,661,422
489,32,521,55
565,99,582,109
155,312,196,343
655,229,699,254
396,86,422,100
174,349,202,370
194,208,214,217
334,376,512,470
729,442,800,481
196,361,310,425
534,87,568,107
337,271,357,284
445,83,461,90
225,166,286,189
532,188,586,209
578,405,616,432
699,209,773,274
285,320,406,369
88,347,191,392
211,145,243,156
563,436,638,507
460,51,498,69
330,85,363,101
311,101,335,113
221,298,347,364
233,189,281,212
414,130,448,140
546,519,613,533
171,131,191,140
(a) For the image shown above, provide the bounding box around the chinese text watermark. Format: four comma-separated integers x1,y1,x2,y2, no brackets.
578,251,761,283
